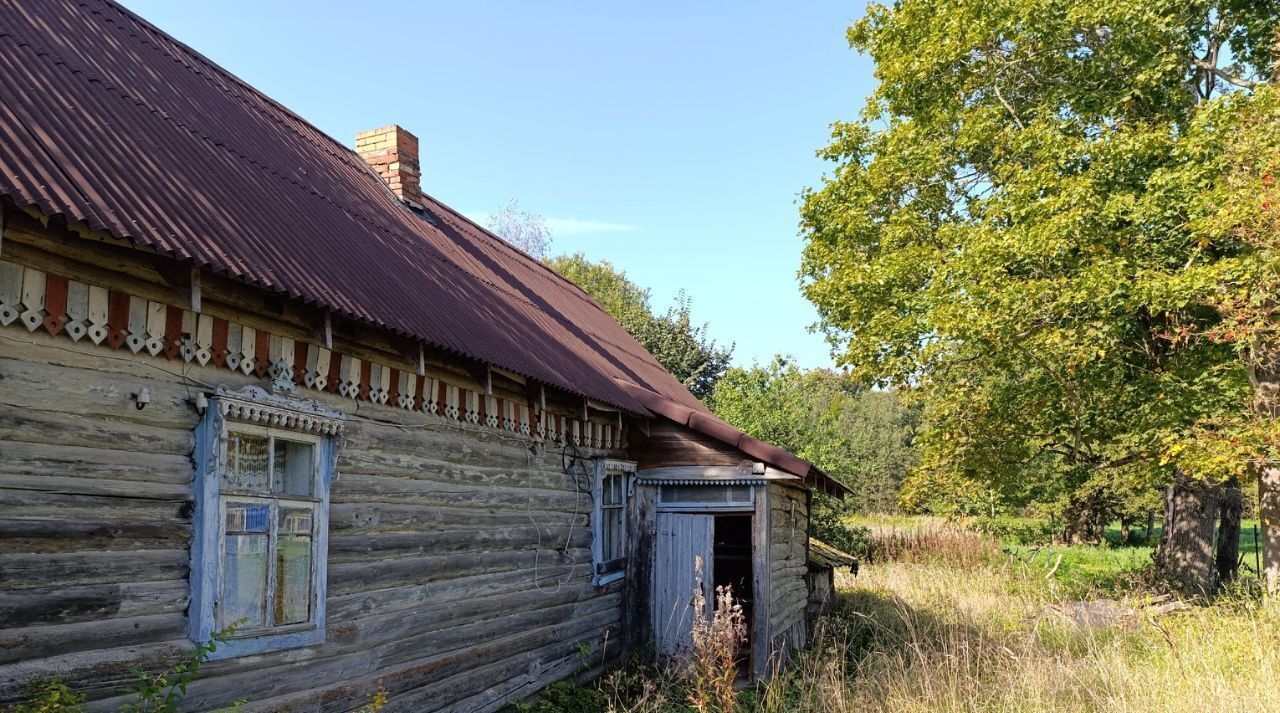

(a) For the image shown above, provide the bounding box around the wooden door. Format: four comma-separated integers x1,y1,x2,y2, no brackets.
652,512,714,659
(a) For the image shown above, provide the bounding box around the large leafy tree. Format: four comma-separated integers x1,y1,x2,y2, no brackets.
800,0,1278,590
547,253,734,400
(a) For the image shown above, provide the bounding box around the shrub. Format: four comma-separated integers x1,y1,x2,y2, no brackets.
966,516,1056,545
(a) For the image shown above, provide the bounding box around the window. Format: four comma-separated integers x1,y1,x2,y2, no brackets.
657,484,755,510
592,459,634,586
190,388,343,658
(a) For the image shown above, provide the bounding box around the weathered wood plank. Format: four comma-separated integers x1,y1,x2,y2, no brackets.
327,547,591,596
328,526,590,564
332,472,586,513
0,550,188,591
0,581,188,628
0,613,186,665
0,405,192,455
0,441,191,485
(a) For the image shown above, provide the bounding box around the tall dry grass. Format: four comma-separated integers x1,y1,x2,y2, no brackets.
524,519,1280,713
751,560,1280,713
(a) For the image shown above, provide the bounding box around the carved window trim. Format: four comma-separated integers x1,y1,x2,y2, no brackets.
592,458,635,587
189,387,345,658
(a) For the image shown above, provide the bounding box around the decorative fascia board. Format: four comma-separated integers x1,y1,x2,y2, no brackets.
0,258,623,449
214,385,346,435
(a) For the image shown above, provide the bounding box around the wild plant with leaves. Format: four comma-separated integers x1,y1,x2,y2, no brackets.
681,557,747,713
116,623,240,713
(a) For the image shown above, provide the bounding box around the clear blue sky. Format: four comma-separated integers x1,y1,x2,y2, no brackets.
121,1,875,369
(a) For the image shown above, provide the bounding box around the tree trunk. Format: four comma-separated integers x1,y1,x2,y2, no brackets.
1155,471,1221,597
1216,477,1242,585
1248,339,1280,599
1061,499,1094,545
1146,511,1156,544
1120,516,1131,546
1262,466,1280,598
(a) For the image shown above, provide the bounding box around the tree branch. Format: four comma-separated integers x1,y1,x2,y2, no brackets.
1194,60,1259,91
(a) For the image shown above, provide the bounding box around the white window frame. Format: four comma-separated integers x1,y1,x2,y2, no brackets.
592,458,635,587
189,387,344,658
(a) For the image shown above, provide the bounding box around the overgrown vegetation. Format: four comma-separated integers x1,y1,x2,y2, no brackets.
508,517,1280,713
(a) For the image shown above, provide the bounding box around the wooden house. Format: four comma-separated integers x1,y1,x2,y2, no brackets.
0,1,851,710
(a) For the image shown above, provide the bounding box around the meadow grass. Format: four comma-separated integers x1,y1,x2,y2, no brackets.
513,517,1278,713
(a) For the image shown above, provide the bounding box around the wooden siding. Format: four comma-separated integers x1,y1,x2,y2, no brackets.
0,222,628,712
766,482,809,657
630,419,750,470
650,513,714,658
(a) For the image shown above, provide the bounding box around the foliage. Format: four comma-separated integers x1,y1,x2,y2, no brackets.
117,623,240,713
682,559,748,713
486,199,552,259
353,688,389,713
9,680,85,713
800,0,1280,525
965,515,1057,545
546,253,734,400
711,357,918,513
845,515,1002,567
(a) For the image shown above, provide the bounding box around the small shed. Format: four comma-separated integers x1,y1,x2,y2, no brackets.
806,538,856,615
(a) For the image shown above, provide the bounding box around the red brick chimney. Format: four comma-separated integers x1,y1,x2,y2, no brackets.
356,125,423,208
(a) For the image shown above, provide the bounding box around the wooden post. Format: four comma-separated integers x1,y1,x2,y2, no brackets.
189,265,201,313
751,484,771,679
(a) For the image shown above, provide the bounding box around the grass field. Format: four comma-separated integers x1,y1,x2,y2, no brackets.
515,516,1279,713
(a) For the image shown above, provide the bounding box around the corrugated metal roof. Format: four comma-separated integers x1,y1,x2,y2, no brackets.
0,0,844,493
615,378,852,496
0,0,703,415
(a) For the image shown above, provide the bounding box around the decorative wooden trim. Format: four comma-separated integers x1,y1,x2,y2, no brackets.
0,259,624,449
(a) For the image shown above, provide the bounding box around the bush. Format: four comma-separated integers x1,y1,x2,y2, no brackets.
966,516,1056,545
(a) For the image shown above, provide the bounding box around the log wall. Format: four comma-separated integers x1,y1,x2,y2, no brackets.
0,217,628,712
766,482,809,657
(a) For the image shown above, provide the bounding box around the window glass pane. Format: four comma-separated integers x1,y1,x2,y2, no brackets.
275,535,312,625
608,508,624,559
227,433,270,493
603,473,623,506
225,502,270,533
279,506,313,535
659,484,753,505
221,533,268,628
273,439,315,497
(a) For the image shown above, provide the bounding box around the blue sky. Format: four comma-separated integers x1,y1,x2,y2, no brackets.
121,1,875,369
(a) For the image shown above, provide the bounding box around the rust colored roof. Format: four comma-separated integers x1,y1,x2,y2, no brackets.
615,379,852,496
0,0,695,415
0,0,840,493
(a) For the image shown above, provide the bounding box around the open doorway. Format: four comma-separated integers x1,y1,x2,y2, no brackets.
713,514,753,666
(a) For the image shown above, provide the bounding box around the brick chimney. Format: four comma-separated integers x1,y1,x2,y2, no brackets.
356,125,423,208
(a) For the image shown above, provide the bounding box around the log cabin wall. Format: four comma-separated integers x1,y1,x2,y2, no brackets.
767,481,809,657
629,418,749,470
0,213,629,712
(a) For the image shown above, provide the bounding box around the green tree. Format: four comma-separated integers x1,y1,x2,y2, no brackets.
546,253,733,400
711,357,918,514
800,0,1277,591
